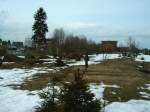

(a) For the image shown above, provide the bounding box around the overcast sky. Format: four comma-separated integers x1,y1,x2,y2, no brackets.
0,0,150,48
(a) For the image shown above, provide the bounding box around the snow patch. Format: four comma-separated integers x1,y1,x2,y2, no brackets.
105,100,150,112
2,62,15,64
139,92,150,98
0,87,40,112
136,54,150,62
89,84,104,100
89,82,120,100
0,68,54,86
68,53,121,66
145,84,150,91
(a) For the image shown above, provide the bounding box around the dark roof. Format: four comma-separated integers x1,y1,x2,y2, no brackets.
12,42,23,48
101,41,118,44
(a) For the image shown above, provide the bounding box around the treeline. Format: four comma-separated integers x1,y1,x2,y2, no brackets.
31,8,99,60
0,38,11,56
49,28,99,59
0,38,11,46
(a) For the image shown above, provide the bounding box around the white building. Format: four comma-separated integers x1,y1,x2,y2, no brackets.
24,38,33,48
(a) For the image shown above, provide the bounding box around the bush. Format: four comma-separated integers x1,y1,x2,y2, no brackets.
0,45,7,56
61,69,101,112
55,57,65,67
35,82,60,112
25,50,47,64
25,53,41,65
141,57,144,60
0,59,2,65
4,54,24,62
35,69,101,112
65,53,82,61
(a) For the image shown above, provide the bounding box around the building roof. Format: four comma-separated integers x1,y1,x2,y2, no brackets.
101,41,118,44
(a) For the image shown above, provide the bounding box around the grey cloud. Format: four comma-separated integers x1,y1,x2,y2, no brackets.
0,10,8,37
0,10,8,22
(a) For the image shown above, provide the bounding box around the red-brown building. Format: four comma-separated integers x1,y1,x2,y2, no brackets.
100,41,118,52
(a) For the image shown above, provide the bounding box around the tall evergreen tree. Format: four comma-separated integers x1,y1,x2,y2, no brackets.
32,7,48,47
61,70,101,112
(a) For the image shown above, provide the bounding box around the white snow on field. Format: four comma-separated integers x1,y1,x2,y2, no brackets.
40,58,57,61
0,68,54,86
89,82,120,100
89,83,150,112
17,56,25,59
0,67,54,112
100,82,120,88
0,81,121,112
105,84,150,112
2,62,15,65
138,84,150,99
138,84,150,91
0,60,150,112
139,92,150,98
105,100,150,112
136,54,150,62
0,87,40,112
145,84,150,91
68,53,121,66
89,84,104,100
40,58,57,64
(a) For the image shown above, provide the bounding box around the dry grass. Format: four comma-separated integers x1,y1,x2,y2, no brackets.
11,58,150,99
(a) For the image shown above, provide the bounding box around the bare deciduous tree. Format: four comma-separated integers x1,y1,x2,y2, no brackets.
127,37,139,57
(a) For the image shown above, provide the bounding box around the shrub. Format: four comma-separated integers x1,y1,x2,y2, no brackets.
55,57,65,67
141,57,144,60
61,69,101,112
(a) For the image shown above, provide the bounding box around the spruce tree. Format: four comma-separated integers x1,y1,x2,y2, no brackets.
32,7,48,47
61,70,101,112
35,77,60,112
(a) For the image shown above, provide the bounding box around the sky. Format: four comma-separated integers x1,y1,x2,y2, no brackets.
0,0,150,48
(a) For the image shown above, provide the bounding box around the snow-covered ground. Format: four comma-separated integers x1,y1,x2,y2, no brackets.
0,68,122,112
89,82,150,112
40,58,57,64
0,68,54,86
0,53,150,112
138,84,150,99
68,53,122,66
0,68,54,112
139,92,150,98
17,56,25,59
2,62,15,65
145,84,150,90
89,82,120,100
105,100,150,112
0,87,40,112
135,54,150,62
104,84,150,112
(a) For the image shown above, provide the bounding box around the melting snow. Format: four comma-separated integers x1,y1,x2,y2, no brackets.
0,68,53,86
0,87,40,112
139,92,150,98
68,53,121,66
136,54,150,62
105,100,150,112
0,67,54,112
0,54,150,112
145,84,150,91
89,82,120,100
89,84,104,100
